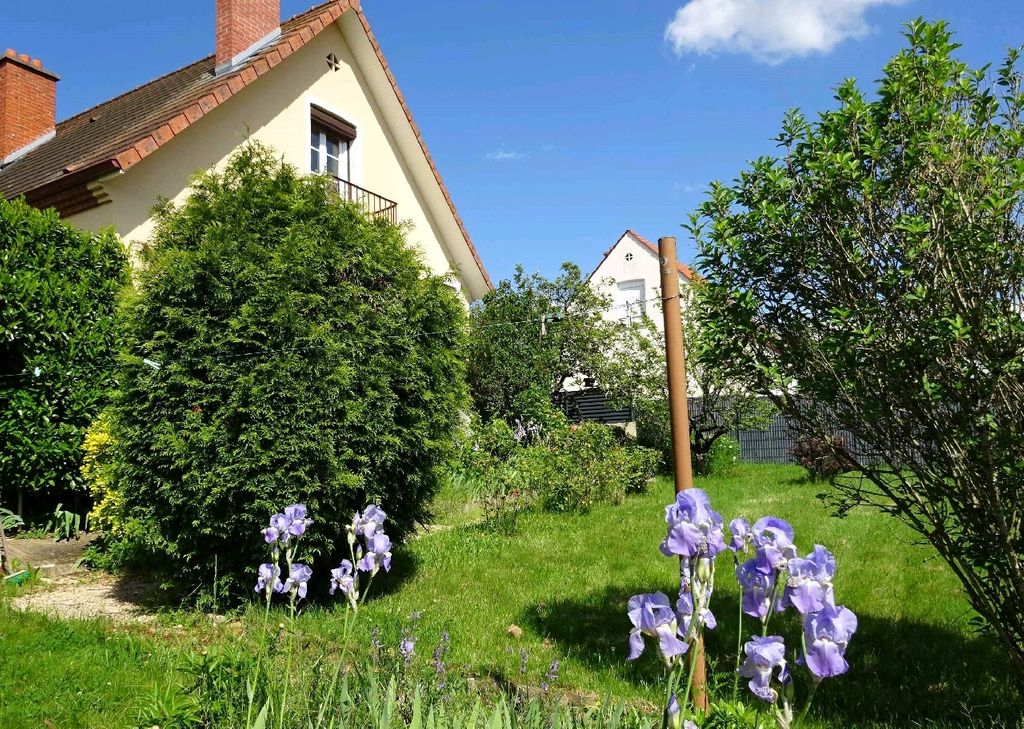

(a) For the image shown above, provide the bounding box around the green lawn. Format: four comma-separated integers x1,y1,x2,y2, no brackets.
1,464,1020,727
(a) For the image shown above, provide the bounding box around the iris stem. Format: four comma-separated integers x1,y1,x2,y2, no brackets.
733,584,743,702
761,571,785,637
278,597,295,729
680,635,700,715
794,680,820,728
244,597,273,727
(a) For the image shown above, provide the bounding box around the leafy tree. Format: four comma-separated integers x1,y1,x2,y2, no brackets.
466,263,615,424
110,143,468,597
693,20,1024,675
0,199,127,516
595,285,773,474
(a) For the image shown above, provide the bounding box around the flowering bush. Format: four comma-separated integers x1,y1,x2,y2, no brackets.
628,489,857,728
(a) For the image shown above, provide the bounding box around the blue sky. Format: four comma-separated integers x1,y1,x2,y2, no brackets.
5,0,1023,282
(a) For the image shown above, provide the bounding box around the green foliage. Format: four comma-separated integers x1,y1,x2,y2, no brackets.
136,684,202,729
0,198,128,511
704,435,740,477
0,508,23,533
45,503,82,542
80,411,130,540
519,422,659,513
108,143,469,597
3,465,1023,727
594,287,774,476
466,264,615,424
451,416,658,519
693,20,1024,675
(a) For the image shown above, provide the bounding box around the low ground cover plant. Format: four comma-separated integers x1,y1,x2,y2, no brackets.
140,501,666,728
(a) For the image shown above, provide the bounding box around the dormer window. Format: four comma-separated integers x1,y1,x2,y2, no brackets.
309,105,356,182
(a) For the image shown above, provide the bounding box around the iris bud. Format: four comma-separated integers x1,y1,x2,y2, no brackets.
696,557,712,582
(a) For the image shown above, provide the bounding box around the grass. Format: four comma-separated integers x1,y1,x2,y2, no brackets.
0,463,1020,728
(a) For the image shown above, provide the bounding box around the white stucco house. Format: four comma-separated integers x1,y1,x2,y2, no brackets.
557,230,700,424
0,0,491,303
588,229,698,329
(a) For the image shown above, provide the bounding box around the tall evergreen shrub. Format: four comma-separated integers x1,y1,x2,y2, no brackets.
0,199,127,516
111,144,468,596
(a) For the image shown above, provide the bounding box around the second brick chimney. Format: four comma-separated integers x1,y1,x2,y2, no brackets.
0,49,58,163
215,0,281,73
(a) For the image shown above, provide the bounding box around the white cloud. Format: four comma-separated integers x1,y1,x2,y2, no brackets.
486,148,526,161
675,181,706,194
665,0,909,64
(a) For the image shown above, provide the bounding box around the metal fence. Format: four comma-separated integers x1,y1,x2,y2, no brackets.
557,389,868,465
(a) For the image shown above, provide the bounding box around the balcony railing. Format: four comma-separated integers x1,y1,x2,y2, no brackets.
333,176,398,225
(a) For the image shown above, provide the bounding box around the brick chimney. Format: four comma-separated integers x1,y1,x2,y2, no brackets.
0,49,58,162
215,0,281,73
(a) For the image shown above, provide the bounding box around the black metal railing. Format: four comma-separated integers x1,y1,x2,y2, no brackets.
333,177,398,225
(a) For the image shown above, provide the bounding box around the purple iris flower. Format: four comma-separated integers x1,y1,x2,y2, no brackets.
751,517,797,573
660,488,727,559
728,517,752,552
666,695,698,729
781,545,836,615
353,505,387,538
666,693,681,729
283,504,311,537
676,581,717,635
269,513,292,542
262,526,280,544
738,635,787,702
284,563,312,600
357,532,393,575
802,604,858,679
254,562,284,595
400,637,415,662
737,558,777,620
329,559,355,597
627,592,688,663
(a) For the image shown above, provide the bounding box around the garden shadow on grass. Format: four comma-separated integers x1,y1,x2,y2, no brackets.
356,547,420,600
523,584,1023,726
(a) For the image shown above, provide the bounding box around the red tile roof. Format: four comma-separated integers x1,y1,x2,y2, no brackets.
0,0,492,289
626,229,699,281
587,229,699,283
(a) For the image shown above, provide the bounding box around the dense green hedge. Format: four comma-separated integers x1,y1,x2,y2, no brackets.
0,198,127,516
110,144,469,596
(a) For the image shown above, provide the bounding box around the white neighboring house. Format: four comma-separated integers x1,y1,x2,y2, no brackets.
557,230,700,425
588,229,699,331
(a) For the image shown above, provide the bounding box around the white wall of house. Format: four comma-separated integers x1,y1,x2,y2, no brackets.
69,17,487,302
589,231,695,329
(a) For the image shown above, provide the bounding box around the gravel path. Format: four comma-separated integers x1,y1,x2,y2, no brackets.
6,533,159,623
10,571,158,623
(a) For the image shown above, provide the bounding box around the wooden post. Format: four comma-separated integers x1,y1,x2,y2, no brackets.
658,235,707,711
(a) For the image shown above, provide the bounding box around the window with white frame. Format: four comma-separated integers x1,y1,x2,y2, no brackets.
309,106,356,182
616,279,645,323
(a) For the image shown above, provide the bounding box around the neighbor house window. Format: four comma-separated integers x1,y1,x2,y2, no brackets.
309,106,356,182
617,279,645,323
